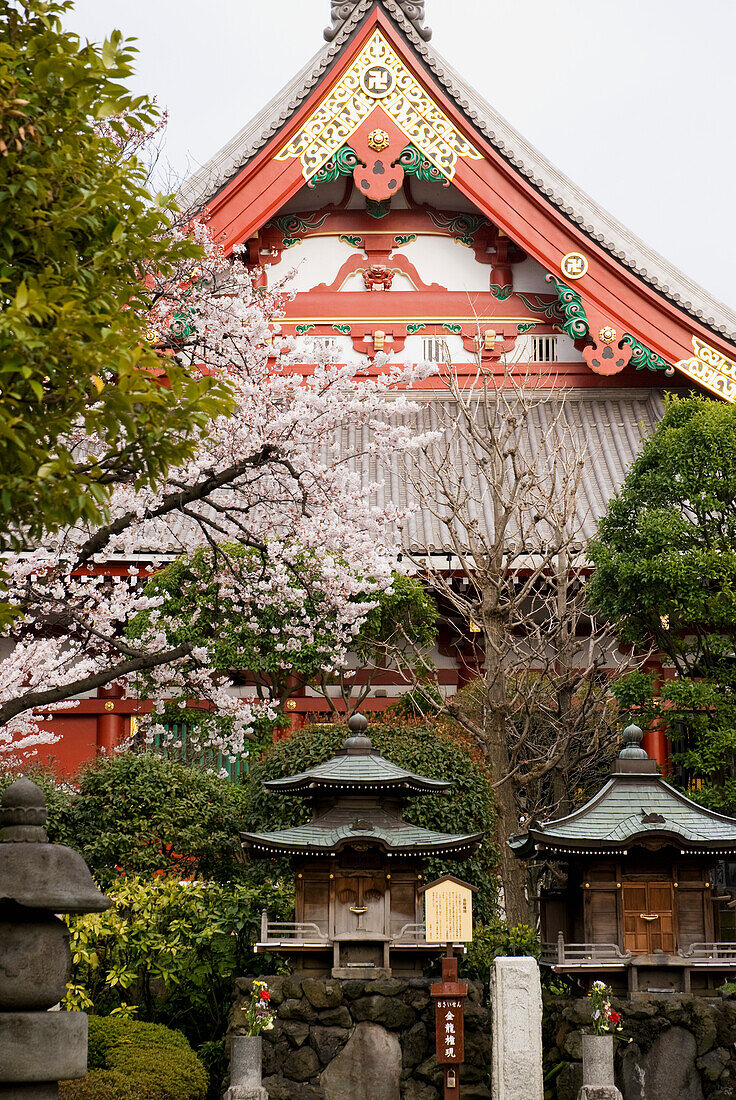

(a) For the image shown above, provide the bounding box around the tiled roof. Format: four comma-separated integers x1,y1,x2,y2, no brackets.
178,1,736,342
509,771,736,856
266,747,450,793
242,820,482,856
115,387,665,555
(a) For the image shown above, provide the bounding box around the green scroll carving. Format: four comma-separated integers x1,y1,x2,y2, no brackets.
491,284,514,301
332,324,351,335
308,145,360,188
339,234,363,248
295,324,315,336
427,211,489,247
442,323,462,334
268,213,330,248
398,144,450,186
621,334,674,374
544,275,590,340
394,234,417,247
406,323,426,334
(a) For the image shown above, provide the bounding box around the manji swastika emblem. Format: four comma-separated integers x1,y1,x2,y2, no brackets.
360,64,395,97
560,252,589,280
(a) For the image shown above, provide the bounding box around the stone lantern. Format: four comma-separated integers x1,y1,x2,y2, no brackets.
0,777,110,1099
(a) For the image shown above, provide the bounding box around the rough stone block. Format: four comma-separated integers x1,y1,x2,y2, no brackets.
402,1022,429,1068
279,997,318,1023
576,1089,622,1100
0,1011,87,1083
490,956,543,1100
351,995,415,1029
321,1021,401,1100
302,979,343,1009
230,1034,263,1089
309,1025,350,1065
317,1005,352,1028
263,1075,324,1100
282,1020,310,1047
283,1045,320,1081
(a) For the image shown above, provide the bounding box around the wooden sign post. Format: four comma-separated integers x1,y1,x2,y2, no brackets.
420,875,477,1100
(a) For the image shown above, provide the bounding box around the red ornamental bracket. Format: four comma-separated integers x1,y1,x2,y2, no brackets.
430,955,467,1099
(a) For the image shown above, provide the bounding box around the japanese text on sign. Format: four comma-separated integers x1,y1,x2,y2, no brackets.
435,998,464,1063
424,880,473,943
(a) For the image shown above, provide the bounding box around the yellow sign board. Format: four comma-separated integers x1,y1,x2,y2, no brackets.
421,875,476,943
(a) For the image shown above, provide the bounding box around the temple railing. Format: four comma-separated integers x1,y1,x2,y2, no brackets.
258,913,446,948
679,942,736,963
541,934,632,968
542,934,736,968
260,912,328,945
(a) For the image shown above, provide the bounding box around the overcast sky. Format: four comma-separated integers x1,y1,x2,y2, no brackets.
63,0,736,309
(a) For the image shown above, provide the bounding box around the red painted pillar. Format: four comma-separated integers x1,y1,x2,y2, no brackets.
97,685,124,754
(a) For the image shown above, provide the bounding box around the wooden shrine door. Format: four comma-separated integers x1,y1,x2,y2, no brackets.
333,873,387,937
623,883,676,954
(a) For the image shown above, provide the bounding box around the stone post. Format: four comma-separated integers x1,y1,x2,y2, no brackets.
490,956,543,1100
0,778,109,1099
226,1034,268,1100
577,1034,623,1100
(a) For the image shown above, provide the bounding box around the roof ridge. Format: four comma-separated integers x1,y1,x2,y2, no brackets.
324,0,432,43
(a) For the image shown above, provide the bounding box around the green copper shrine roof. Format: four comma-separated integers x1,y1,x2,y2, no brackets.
510,725,736,859
263,719,450,796
242,810,482,859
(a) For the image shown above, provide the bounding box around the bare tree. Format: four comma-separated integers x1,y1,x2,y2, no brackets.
397,353,645,924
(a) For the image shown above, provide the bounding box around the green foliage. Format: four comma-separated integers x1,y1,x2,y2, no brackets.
354,572,438,661
41,752,252,887
64,875,292,1047
60,1016,207,1100
240,719,498,921
461,921,540,983
589,394,736,811
0,0,231,553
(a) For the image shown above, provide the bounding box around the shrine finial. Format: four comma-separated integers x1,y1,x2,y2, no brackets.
324,1,432,42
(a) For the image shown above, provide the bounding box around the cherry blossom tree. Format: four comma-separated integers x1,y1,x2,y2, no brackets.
0,222,433,762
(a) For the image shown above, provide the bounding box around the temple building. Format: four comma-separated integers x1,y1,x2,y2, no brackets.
510,725,736,994
242,714,482,977
20,0,736,772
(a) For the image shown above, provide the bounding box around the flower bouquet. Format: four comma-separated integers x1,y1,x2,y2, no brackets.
588,980,623,1035
244,980,275,1036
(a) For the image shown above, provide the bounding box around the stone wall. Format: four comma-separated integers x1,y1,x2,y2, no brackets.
544,993,736,1100
229,975,491,1100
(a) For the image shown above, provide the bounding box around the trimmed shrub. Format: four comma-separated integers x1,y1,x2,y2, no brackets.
60,1016,207,1100
240,718,498,921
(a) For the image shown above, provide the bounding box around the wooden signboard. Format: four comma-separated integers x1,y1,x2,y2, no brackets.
434,996,464,1063
420,874,477,943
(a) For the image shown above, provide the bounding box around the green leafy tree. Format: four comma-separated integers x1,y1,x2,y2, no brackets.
240,719,498,921
588,394,736,810
2,753,252,887
64,876,292,1047
0,0,230,551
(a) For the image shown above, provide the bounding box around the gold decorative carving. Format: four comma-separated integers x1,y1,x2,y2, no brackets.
674,336,736,403
275,30,482,182
599,326,617,344
560,252,588,280
368,128,390,150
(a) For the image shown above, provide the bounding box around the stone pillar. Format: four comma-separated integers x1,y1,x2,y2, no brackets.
577,1035,622,1100
226,1035,268,1100
490,956,543,1100
0,778,109,1098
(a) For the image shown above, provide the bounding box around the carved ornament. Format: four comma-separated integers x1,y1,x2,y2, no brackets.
674,336,736,403
275,30,481,183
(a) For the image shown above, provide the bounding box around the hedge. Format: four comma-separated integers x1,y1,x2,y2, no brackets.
59,1016,207,1100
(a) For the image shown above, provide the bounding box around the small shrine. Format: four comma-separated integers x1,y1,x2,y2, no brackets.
242,714,482,978
510,724,736,993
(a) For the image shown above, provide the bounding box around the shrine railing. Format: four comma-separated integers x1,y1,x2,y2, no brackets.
541,935,632,968
679,942,736,964
260,913,328,945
